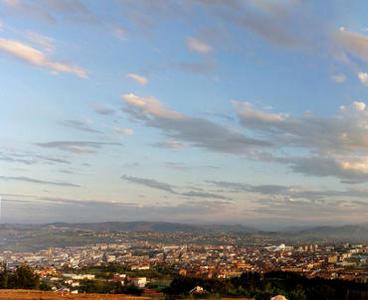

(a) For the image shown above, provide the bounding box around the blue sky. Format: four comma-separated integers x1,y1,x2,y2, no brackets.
2,0,368,227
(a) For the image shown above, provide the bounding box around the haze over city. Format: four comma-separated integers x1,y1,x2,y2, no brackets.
2,0,368,227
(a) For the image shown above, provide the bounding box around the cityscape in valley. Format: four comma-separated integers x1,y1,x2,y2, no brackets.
3,0,368,299
0,222,367,298
4,225,368,282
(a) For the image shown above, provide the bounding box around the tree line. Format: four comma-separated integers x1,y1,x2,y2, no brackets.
0,262,40,290
164,271,368,300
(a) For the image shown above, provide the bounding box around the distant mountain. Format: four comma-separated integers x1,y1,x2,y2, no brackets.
46,221,258,234
3,221,368,243
202,224,258,233
290,224,368,242
2,222,368,252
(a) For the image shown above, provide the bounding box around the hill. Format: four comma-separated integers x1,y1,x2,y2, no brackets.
47,221,258,234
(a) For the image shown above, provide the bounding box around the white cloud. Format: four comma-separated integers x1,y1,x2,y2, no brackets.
235,101,368,152
126,73,148,85
335,29,368,62
122,93,268,155
123,93,184,120
233,101,287,123
331,73,346,83
186,37,212,54
26,31,54,53
114,127,134,136
353,101,366,111
233,101,368,183
0,38,87,78
358,72,368,85
340,158,368,173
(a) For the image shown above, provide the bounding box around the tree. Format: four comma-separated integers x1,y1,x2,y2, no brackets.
289,288,307,300
0,262,9,288
11,263,40,289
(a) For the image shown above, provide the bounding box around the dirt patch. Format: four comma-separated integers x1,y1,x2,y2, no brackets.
0,290,153,300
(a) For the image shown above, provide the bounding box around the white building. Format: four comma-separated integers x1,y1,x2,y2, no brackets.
131,277,147,288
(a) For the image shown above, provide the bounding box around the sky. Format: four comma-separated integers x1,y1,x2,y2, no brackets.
2,0,368,227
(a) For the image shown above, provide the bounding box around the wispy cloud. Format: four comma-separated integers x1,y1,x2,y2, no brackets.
0,38,87,78
335,29,368,63
60,120,101,133
92,103,116,115
164,162,189,171
122,93,268,154
0,175,80,187
0,150,70,165
26,30,54,53
122,175,176,194
234,101,368,183
1,193,232,223
153,140,186,150
186,37,212,54
113,127,134,136
174,59,215,75
121,92,368,183
192,0,308,49
36,141,121,154
118,0,307,48
126,73,148,85
122,174,230,200
207,180,368,201
1,0,98,24
331,73,346,83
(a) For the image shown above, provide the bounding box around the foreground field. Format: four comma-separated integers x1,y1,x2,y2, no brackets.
0,290,255,300
0,290,153,300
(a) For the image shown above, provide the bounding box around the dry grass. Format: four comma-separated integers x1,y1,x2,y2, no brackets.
0,290,153,300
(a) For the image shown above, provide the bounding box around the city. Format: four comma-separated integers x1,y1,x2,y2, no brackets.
6,236,368,284
0,223,367,298
2,0,368,299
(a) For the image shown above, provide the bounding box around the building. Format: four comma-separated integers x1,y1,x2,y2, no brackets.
190,286,206,294
130,277,147,288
